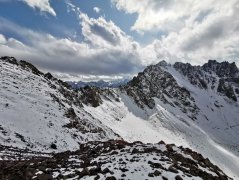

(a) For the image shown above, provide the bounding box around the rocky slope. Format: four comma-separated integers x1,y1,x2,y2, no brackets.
0,140,231,180
1,56,239,179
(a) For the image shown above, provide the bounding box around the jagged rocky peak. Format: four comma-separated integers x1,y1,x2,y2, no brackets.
123,62,199,119
202,60,238,101
174,62,200,75
155,60,170,67
173,59,239,80
203,60,239,78
171,59,238,101
124,58,238,113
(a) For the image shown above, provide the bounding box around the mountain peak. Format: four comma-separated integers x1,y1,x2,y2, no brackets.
156,60,169,67
203,60,238,78
123,61,199,119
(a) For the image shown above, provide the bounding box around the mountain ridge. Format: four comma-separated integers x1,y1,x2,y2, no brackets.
1,56,239,179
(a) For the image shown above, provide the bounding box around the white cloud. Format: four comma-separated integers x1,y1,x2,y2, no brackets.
79,12,136,50
93,7,101,13
0,34,6,44
66,0,80,14
0,17,143,78
21,0,56,16
111,0,239,66
112,0,236,32
1,1,238,80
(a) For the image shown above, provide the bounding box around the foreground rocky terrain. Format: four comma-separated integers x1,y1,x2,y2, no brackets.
0,140,231,180
0,56,239,179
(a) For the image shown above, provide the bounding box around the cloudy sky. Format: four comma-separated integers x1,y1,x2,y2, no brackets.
0,0,239,80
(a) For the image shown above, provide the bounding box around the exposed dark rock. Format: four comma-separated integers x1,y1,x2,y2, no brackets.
236,88,239,94
80,86,103,107
36,173,53,180
105,176,116,180
175,175,183,180
217,79,237,101
44,72,53,80
19,60,43,76
148,170,161,177
64,108,77,119
1,56,18,65
15,133,26,143
94,175,100,180
50,143,57,149
168,165,179,173
102,168,112,174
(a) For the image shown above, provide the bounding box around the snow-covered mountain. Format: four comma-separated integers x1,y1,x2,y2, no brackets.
0,56,120,152
0,56,239,179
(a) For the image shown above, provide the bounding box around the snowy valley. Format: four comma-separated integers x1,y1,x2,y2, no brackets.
0,56,239,179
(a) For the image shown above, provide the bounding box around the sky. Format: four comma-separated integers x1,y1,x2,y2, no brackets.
0,0,239,81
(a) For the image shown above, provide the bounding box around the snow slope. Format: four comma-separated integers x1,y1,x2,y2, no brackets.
0,58,119,152
84,91,239,179
84,62,239,179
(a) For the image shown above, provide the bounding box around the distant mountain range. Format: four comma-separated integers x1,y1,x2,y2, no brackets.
67,79,130,89
0,56,239,179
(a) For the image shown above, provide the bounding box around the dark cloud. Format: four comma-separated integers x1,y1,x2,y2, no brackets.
182,21,225,51
182,3,239,53
90,23,120,46
26,49,142,75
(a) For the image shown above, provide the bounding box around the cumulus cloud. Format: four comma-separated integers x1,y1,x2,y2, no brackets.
21,0,56,16
112,0,189,32
93,7,101,13
80,13,136,49
112,0,239,66
112,0,235,32
1,0,238,80
0,34,6,43
0,17,143,78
